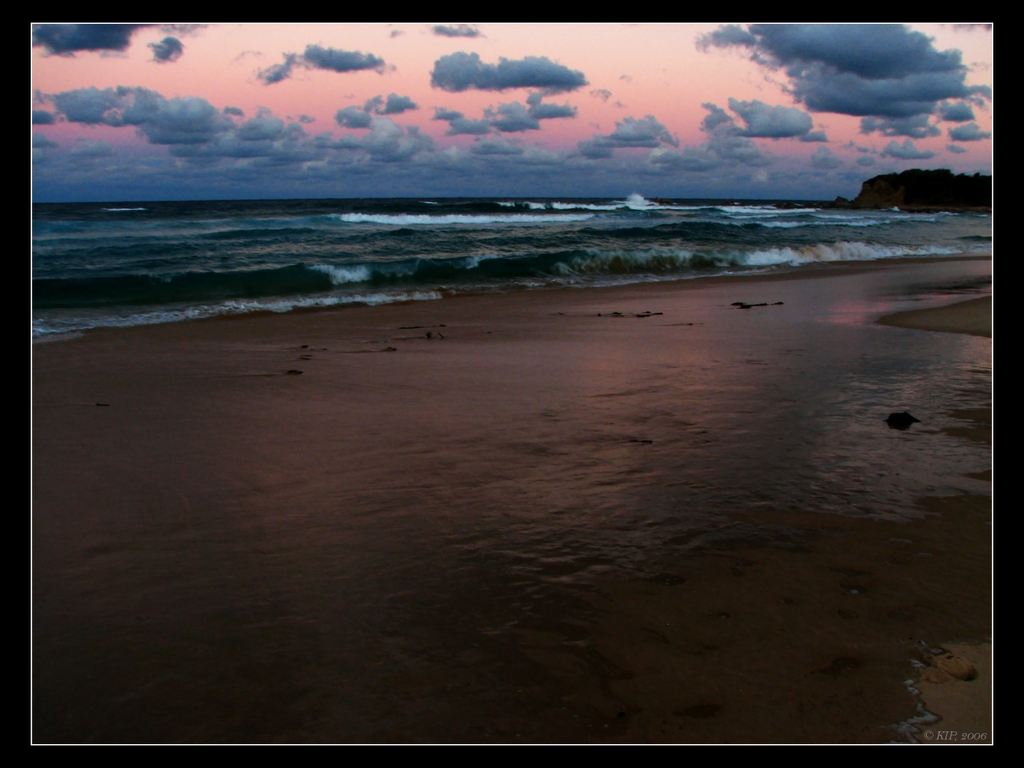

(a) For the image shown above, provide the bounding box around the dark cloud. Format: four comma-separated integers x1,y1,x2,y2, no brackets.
433,24,482,38
380,93,419,115
345,118,435,163
860,115,940,139
51,87,127,125
856,155,877,166
947,144,968,154
160,24,206,37
727,97,814,138
50,86,234,145
607,115,677,147
149,36,184,63
303,45,386,74
32,24,147,55
123,90,236,145
71,139,114,158
336,106,373,129
257,53,301,85
259,46,386,84
445,117,493,136
948,123,991,141
526,91,576,120
529,101,577,120
298,114,316,124
237,114,286,141
646,103,770,171
32,110,56,125
486,102,540,133
432,108,463,121
430,52,587,93
698,24,990,122
696,24,757,50
800,130,829,142
880,139,935,159
33,132,58,148
938,101,975,122
577,115,681,161
810,146,842,169
224,106,245,117
470,138,524,155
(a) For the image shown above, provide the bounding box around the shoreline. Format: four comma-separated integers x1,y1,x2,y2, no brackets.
32,256,991,743
33,253,991,345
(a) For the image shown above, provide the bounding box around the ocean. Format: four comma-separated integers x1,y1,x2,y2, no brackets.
31,194,991,337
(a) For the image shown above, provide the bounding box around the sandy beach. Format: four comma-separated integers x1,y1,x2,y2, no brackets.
32,256,991,743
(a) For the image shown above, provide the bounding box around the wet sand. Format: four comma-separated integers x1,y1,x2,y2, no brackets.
32,256,991,743
878,296,991,337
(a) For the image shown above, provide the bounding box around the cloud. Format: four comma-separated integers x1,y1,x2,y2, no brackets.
298,114,316,124
32,110,55,125
390,30,404,38
432,108,463,121
607,115,677,147
49,86,235,145
486,102,540,133
32,24,147,55
860,115,940,139
948,123,991,141
727,97,814,138
856,155,877,166
880,139,935,159
258,45,386,84
379,93,419,115
149,36,184,63
160,24,206,37
224,106,245,117
947,144,968,154
33,132,58,148
336,106,373,129
590,89,612,102
433,24,482,38
526,91,577,120
938,100,975,122
645,103,770,172
71,139,114,158
445,117,493,136
430,52,587,93
810,146,842,169
303,45,386,74
258,53,301,85
800,131,829,142
698,24,990,121
470,138,524,155
237,113,287,141
577,115,681,161
51,86,129,125
528,101,577,120
342,118,435,163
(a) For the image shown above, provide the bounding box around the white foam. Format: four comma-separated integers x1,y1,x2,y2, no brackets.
329,212,594,225
739,242,962,266
32,290,444,336
310,264,373,285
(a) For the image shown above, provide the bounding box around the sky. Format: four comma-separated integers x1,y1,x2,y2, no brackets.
30,23,993,202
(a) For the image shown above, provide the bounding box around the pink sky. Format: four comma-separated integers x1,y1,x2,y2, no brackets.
31,23,993,201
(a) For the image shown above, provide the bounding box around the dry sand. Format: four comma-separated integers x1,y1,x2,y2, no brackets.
32,257,992,743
